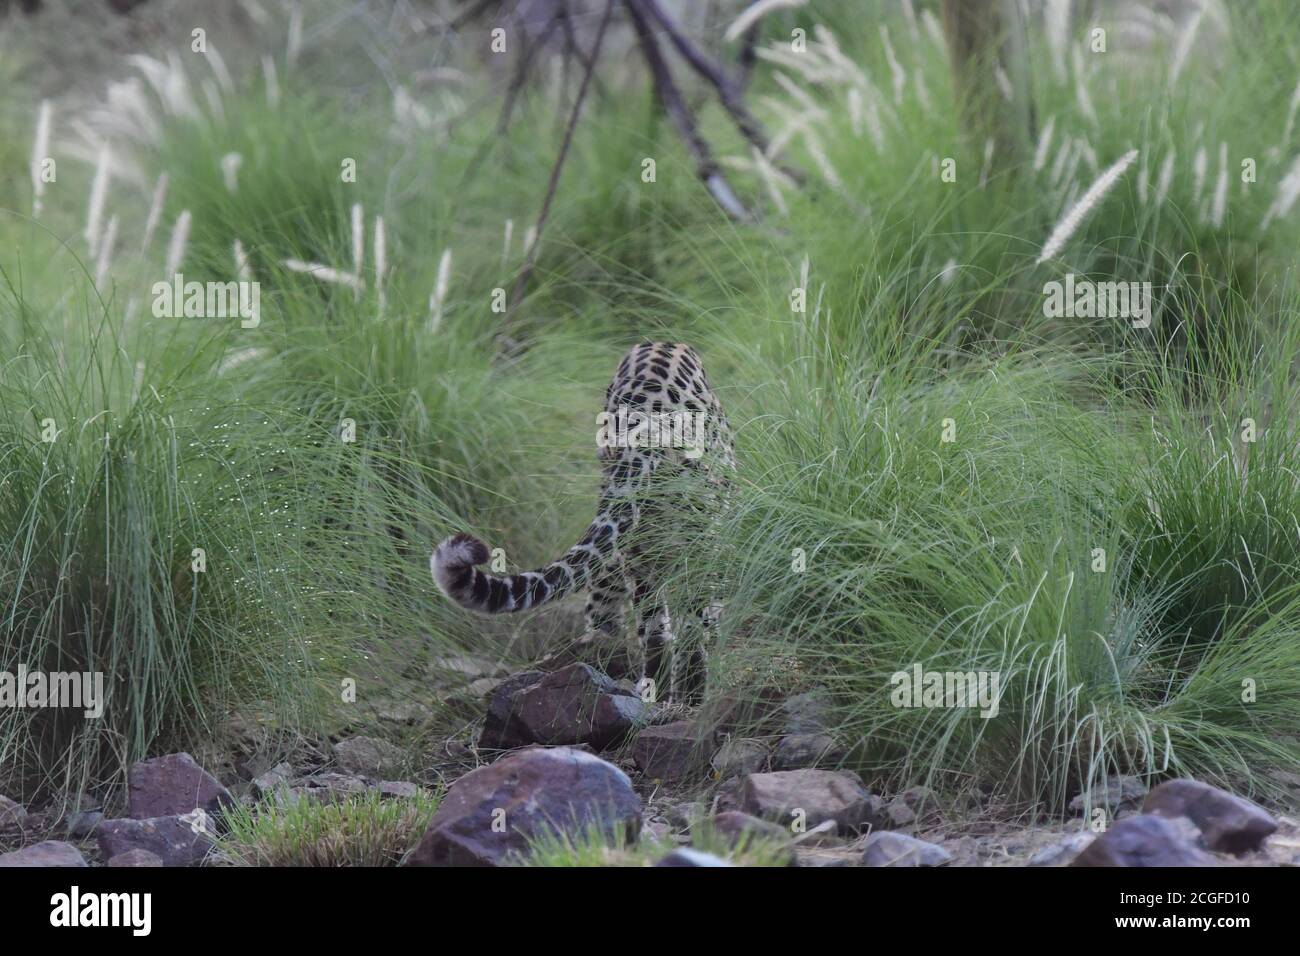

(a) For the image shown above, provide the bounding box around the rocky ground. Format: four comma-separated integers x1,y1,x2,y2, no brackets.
2,657,1298,867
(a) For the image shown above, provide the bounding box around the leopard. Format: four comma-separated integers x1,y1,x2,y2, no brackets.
431,342,734,704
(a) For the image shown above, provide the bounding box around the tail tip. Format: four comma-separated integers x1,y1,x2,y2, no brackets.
434,532,490,570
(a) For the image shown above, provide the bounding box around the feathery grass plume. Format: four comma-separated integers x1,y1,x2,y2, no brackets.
1048,136,1074,189
84,146,112,255
900,0,919,41
803,131,846,192
94,215,119,290
1280,78,1300,149
286,2,304,67
1137,153,1149,205
522,224,538,258
723,0,806,43
913,68,933,114
233,239,252,282
164,209,192,276
979,137,995,189
846,87,863,137
1154,151,1175,206
1192,145,1207,201
880,25,905,104
141,172,168,251
350,202,364,292
428,248,452,333
373,215,387,314
1072,48,1098,126
1168,9,1204,87
1260,154,1300,229
1037,149,1139,263
1045,0,1071,83
262,56,281,108
1211,142,1228,228
201,79,226,126
994,65,1014,102
501,218,513,266
750,147,790,215
221,152,243,193
938,258,958,285
30,100,52,216
920,8,945,50
207,45,235,94
283,259,365,291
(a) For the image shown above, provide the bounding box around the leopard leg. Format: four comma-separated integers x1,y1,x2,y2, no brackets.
583,552,628,637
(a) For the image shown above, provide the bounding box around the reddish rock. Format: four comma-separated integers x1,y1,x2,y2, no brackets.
0,841,86,867
478,671,545,750
1143,779,1278,854
513,663,653,750
1070,815,1217,867
407,747,641,866
128,752,231,819
740,769,885,834
107,848,164,867
633,721,713,781
98,813,215,867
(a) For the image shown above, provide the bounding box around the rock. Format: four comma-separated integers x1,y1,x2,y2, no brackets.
709,810,790,846
794,846,859,867
0,795,27,829
376,700,432,725
883,797,916,828
333,736,404,777
107,848,164,867
782,691,832,735
286,772,370,805
656,848,733,867
1143,779,1278,854
408,747,642,866
478,671,546,750
97,812,216,867
65,810,103,840
1029,832,1095,866
0,841,87,867
377,781,422,800
740,769,885,834
512,663,653,750
633,721,713,781
127,752,232,819
772,733,842,770
1070,814,1217,867
252,762,295,797
897,785,941,819
711,738,768,778
433,654,508,683
1068,774,1148,816
862,831,953,867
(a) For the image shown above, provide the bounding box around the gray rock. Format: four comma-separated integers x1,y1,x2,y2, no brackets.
1029,832,1095,866
377,781,422,800
862,831,952,867
1143,778,1278,854
127,752,232,819
740,769,885,834
478,671,546,750
98,812,216,867
251,761,295,797
285,771,370,805
1068,774,1148,816
407,747,641,866
711,738,769,778
1070,814,1217,867
708,810,790,846
107,848,164,867
781,691,832,735
333,736,404,777
513,663,653,750
656,848,733,867
897,785,941,819
883,796,916,828
0,840,87,867
633,721,713,781
0,795,27,829
65,810,103,840
772,733,842,771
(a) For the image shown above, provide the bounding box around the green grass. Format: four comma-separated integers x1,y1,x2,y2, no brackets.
1,0,1299,825
512,819,792,867
216,790,440,867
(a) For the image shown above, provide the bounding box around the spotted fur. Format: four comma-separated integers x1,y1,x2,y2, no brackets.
431,342,733,702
